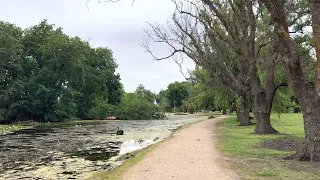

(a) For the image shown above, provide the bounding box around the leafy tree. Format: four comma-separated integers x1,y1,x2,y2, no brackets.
260,0,320,160
156,90,171,112
0,20,123,122
189,82,215,112
116,92,157,120
135,84,156,104
165,81,190,109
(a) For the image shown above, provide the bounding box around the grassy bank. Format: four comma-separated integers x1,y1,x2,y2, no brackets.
217,113,320,180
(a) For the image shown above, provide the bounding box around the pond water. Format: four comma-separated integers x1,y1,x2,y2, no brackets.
0,114,207,180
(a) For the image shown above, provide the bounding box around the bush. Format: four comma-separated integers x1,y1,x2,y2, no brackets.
88,102,114,120
187,104,195,114
115,93,159,120
182,101,189,113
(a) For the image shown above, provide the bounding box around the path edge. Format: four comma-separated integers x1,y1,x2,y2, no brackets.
86,115,214,180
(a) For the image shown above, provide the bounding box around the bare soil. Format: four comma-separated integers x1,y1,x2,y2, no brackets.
122,115,239,180
261,138,303,152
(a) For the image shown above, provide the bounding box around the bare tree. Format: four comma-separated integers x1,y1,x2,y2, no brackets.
142,0,254,126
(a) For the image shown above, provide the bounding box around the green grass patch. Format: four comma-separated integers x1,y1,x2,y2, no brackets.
256,169,279,177
217,113,320,180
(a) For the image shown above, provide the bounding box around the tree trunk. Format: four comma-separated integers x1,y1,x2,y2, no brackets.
237,99,252,126
253,92,278,134
248,23,279,134
297,107,320,161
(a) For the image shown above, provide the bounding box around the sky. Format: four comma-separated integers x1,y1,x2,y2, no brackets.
0,0,195,93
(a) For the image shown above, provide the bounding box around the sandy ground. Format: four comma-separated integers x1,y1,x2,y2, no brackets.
122,115,239,180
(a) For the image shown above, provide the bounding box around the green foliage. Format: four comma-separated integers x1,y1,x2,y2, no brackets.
187,103,195,114
189,82,215,111
272,87,297,116
165,81,190,108
135,84,156,103
115,92,158,120
88,99,115,120
213,88,235,111
0,20,123,122
182,101,189,113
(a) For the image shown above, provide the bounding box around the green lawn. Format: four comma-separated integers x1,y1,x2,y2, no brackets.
217,113,320,180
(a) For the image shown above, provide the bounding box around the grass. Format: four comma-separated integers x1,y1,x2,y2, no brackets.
217,113,320,180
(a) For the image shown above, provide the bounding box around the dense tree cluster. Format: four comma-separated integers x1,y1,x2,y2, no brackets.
0,20,123,122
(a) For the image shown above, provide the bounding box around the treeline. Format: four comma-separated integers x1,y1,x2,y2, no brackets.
158,80,298,116
0,20,163,123
143,0,320,161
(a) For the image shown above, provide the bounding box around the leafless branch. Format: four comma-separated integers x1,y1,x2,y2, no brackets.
173,54,188,79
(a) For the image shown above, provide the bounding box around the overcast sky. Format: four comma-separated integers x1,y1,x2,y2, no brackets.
0,0,195,93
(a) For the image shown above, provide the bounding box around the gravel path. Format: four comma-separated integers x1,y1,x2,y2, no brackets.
122,115,239,180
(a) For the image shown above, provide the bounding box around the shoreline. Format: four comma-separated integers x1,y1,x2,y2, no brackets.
86,116,211,180
0,114,210,180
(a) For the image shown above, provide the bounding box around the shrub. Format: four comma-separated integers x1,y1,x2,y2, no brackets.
187,104,195,114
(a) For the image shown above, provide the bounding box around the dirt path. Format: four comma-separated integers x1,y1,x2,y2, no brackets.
122,115,239,180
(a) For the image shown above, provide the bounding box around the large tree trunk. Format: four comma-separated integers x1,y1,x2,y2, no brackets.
248,43,277,134
253,91,278,134
298,102,320,161
237,98,252,126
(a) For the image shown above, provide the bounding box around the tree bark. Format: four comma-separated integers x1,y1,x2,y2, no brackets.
253,91,278,134
248,44,277,134
298,104,320,161
237,98,252,126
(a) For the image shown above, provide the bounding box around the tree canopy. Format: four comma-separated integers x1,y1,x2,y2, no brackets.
0,20,123,122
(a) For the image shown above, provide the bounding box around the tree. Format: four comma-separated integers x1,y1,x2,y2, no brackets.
189,82,215,112
0,20,123,122
259,0,320,160
115,85,161,120
191,68,252,125
156,90,171,112
0,21,24,122
165,81,190,109
135,84,157,104
143,0,285,129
